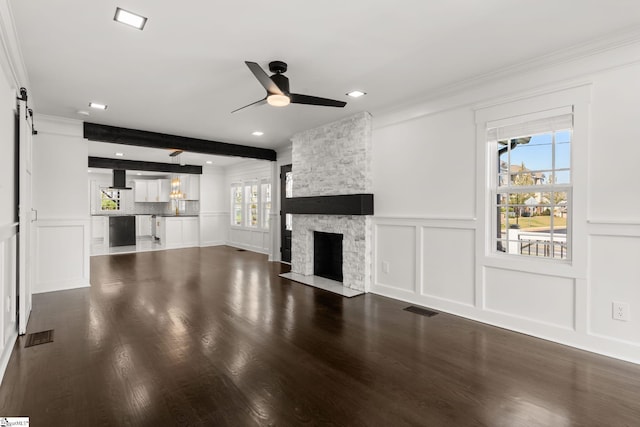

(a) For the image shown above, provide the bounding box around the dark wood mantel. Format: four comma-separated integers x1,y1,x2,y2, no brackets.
286,194,374,216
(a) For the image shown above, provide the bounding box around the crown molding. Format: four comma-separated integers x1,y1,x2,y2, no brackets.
374,25,640,129
0,0,30,92
35,114,84,137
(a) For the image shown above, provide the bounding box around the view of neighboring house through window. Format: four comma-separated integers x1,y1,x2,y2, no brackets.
489,111,572,260
100,188,121,211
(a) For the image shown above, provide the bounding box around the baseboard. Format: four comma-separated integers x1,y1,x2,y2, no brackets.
200,240,225,247
225,242,269,255
370,285,640,365
0,329,17,386
33,279,90,294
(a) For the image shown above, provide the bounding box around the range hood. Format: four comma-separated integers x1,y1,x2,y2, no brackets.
110,169,132,190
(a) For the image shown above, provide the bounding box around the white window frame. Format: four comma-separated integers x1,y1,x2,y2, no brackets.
230,178,272,231
488,112,573,262
475,85,590,278
100,187,121,212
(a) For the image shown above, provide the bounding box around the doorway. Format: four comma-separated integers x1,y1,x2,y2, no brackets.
280,164,292,263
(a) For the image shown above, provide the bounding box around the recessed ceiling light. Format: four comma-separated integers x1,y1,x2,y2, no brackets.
77,110,90,116
88,169,92,173
137,172,142,175
115,152,124,157
205,161,213,165
114,7,147,30
347,90,366,98
252,131,264,136
89,102,107,110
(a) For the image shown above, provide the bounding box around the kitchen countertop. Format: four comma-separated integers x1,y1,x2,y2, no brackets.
92,214,199,217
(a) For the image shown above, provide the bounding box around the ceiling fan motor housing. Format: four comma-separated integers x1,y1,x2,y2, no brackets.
268,60,288,74
270,73,290,94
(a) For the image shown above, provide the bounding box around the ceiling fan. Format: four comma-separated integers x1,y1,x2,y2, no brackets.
232,61,347,113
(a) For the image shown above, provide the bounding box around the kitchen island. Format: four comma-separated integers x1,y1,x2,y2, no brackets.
156,215,199,249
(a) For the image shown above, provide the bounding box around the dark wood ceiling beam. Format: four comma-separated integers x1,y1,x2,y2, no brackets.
89,157,203,174
84,122,277,162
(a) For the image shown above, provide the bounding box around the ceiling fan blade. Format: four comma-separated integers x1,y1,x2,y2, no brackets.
231,97,267,113
290,93,346,108
245,61,284,95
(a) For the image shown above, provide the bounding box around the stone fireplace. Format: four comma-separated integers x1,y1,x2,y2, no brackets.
285,112,373,293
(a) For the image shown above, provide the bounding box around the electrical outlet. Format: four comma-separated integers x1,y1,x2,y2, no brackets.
382,261,390,274
612,301,630,321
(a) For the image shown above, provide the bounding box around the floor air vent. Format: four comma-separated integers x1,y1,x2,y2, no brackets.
24,330,54,348
404,306,439,317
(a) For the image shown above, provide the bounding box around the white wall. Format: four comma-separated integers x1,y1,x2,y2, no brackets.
225,159,274,254
199,165,228,247
370,40,640,363
32,116,90,293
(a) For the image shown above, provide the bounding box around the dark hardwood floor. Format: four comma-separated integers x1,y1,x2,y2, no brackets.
0,246,639,426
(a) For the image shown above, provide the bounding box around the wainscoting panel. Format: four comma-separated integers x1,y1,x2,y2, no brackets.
421,227,475,306
589,234,640,344
374,224,416,292
484,267,575,330
0,223,18,384
35,219,90,294
200,212,228,247
228,227,270,254
372,217,476,309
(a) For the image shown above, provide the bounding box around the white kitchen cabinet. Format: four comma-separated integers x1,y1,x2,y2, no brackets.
136,215,152,236
179,175,200,200
147,180,159,202
181,217,199,246
158,179,170,202
157,216,199,248
134,179,171,202
134,180,147,202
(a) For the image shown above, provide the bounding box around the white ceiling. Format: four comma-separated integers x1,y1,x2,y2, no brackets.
9,1,640,161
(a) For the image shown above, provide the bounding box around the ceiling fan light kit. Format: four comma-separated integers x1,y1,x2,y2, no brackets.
233,60,347,113
267,94,290,107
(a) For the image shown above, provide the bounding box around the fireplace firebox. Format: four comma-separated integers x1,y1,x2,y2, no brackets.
313,231,343,282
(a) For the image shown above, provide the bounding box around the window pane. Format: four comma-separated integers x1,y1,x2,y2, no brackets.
491,114,572,262
101,189,120,211
510,133,553,173
262,182,271,229
552,170,570,185
231,185,242,225
555,130,571,169
285,213,293,231
263,203,271,229
285,172,293,198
